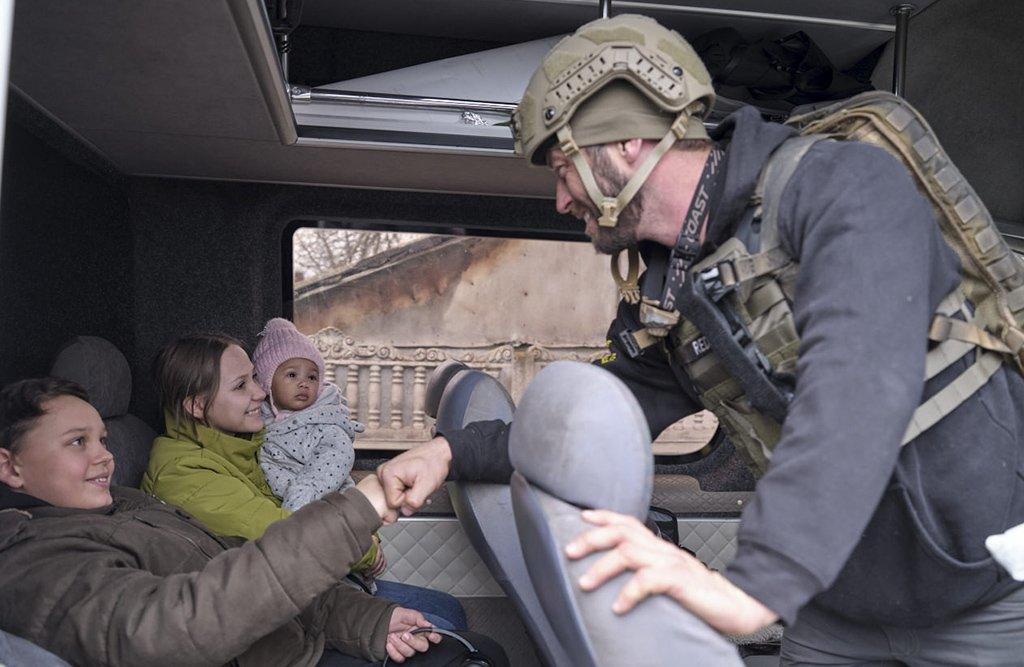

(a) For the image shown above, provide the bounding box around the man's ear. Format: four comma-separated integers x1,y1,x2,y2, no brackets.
618,138,646,166
183,396,205,420
0,448,25,489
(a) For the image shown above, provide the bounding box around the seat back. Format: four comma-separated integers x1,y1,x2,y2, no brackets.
50,336,156,488
429,363,570,667
0,629,70,666
434,366,515,435
509,361,743,667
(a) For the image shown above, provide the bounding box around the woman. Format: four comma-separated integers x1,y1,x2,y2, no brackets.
0,377,511,665
141,333,467,632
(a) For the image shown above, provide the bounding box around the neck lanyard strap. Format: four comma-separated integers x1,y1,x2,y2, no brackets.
661,146,726,311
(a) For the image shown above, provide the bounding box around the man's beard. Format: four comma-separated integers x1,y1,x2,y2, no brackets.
586,147,643,255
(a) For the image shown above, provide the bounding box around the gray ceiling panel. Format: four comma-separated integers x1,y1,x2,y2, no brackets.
11,0,940,198
302,0,939,41
81,129,555,198
12,1,281,142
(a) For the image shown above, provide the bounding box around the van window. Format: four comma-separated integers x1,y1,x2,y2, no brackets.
288,223,716,454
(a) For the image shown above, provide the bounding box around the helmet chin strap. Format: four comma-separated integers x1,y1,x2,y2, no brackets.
555,111,699,228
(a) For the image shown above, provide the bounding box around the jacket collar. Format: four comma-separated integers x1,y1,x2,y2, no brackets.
706,105,797,247
0,484,139,518
163,413,263,469
0,483,49,511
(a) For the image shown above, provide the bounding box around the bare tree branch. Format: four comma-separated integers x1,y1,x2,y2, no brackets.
293,227,420,283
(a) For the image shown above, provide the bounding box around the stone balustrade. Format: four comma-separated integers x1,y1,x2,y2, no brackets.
311,327,717,455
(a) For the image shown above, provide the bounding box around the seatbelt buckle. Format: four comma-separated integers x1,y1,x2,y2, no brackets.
617,329,644,359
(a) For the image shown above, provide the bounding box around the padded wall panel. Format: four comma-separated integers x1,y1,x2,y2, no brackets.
378,517,504,597
873,0,1024,225
677,518,740,571
0,123,132,386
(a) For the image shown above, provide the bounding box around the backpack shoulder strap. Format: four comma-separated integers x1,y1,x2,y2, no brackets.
715,134,826,291
754,134,828,254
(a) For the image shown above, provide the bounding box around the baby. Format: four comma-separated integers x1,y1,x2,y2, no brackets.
253,318,384,582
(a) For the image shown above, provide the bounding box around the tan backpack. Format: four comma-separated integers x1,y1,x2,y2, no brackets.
648,91,1023,473
785,91,1024,372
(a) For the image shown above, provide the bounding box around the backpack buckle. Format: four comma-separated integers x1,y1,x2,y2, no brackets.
618,330,644,359
697,259,743,302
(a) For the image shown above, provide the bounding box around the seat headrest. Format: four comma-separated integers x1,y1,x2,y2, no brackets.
509,361,652,519
50,336,131,418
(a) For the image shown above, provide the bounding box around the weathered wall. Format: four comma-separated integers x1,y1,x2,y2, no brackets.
294,236,619,347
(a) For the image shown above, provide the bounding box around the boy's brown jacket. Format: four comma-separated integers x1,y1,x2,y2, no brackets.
0,486,396,666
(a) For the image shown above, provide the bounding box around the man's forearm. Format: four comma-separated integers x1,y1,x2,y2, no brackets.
440,420,514,482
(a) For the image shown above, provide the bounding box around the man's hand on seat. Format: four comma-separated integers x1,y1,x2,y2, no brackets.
376,436,452,516
566,509,779,637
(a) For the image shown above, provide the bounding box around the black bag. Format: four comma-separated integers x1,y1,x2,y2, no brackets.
693,28,873,107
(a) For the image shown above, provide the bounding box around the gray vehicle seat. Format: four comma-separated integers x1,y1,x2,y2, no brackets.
50,336,156,488
427,360,570,667
0,628,70,667
509,361,742,667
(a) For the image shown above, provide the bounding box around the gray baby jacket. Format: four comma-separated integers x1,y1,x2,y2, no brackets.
259,382,365,511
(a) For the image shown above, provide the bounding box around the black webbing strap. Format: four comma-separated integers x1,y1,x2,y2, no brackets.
673,276,791,422
657,139,822,421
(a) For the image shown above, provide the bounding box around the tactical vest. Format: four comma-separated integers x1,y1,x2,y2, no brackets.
625,91,1024,474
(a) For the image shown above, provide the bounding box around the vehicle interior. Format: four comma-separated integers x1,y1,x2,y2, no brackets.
1,1,1022,665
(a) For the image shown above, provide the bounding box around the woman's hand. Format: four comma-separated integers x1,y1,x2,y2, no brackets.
565,509,779,636
356,475,398,524
385,607,441,663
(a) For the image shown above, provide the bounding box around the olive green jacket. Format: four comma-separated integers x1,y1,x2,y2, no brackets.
142,416,292,540
0,486,396,666
142,417,379,571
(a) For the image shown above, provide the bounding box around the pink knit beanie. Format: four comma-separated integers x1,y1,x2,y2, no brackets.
252,318,326,396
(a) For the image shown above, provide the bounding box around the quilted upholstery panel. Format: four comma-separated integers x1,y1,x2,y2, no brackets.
677,518,740,571
652,475,752,516
378,518,503,596
678,517,785,649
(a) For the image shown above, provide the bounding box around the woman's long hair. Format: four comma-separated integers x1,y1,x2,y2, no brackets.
152,333,246,432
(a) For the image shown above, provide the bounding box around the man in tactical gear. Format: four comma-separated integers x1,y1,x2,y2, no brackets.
378,14,1024,662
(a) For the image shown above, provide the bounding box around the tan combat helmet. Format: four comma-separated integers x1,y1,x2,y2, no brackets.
513,14,716,228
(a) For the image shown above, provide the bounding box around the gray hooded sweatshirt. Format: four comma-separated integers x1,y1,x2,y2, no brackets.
259,382,365,511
